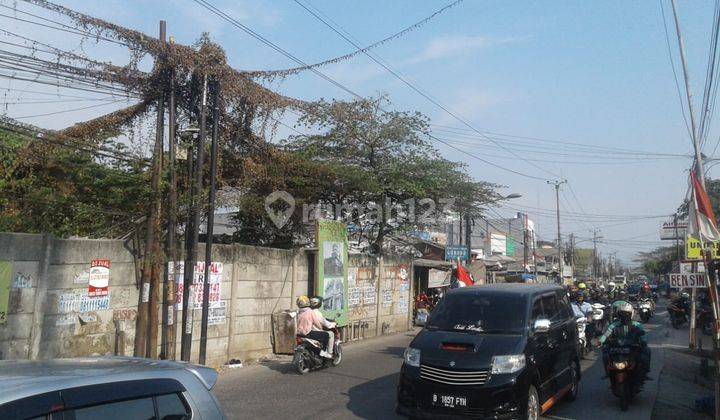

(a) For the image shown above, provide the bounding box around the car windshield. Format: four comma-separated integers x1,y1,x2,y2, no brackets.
426,293,527,333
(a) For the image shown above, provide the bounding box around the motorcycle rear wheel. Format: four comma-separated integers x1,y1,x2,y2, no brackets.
293,351,310,375
332,343,343,366
671,317,682,329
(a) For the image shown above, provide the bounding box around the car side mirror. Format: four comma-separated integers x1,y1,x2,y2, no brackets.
533,319,551,333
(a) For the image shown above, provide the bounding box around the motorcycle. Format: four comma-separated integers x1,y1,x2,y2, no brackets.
576,317,588,359
293,323,342,374
668,302,689,328
415,308,430,326
637,299,654,323
697,306,714,336
604,343,644,411
591,303,607,333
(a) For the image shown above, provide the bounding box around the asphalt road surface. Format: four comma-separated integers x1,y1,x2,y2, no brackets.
215,299,687,419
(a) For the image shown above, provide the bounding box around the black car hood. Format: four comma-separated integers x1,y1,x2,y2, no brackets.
411,329,525,370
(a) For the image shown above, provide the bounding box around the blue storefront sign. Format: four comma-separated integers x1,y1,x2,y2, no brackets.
445,246,469,261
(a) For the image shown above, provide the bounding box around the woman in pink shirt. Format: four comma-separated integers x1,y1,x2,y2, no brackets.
296,296,331,358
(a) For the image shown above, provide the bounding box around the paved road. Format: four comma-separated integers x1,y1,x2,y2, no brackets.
214,299,688,419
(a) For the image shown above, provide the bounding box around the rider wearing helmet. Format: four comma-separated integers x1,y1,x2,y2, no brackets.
672,290,692,313
599,301,650,379
296,296,332,358
606,281,618,301
639,281,652,299
310,296,336,356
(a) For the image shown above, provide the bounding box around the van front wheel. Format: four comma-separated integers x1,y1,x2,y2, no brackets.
526,385,540,420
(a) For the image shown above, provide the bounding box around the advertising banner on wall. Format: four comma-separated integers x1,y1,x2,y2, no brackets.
316,220,349,326
88,259,110,298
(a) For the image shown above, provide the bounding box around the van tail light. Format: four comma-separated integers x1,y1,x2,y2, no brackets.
441,343,473,352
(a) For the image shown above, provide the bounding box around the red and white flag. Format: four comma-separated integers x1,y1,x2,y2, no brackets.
456,260,474,287
689,171,720,243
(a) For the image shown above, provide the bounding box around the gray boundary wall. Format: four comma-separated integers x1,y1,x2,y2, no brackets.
0,233,412,367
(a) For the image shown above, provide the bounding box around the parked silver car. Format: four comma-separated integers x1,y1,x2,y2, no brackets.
0,357,225,419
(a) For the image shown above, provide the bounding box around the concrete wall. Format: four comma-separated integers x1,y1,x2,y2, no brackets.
0,233,412,367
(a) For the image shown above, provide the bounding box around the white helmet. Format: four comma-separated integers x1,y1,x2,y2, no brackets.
608,281,616,290
617,301,634,322
599,285,606,291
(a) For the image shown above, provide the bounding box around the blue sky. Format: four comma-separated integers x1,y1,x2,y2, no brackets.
3,0,718,264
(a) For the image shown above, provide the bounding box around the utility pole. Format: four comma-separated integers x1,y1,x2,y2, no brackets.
162,35,177,360
181,75,208,362
199,80,220,365
147,20,167,360
548,180,567,283
591,229,602,282
569,233,575,280
671,0,706,353
523,213,529,273
465,213,472,264
135,20,166,358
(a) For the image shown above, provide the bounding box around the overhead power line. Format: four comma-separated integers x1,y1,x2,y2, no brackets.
196,0,548,182
244,0,464,76
293,0,559,182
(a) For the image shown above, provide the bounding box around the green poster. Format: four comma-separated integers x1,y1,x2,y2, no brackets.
316,220,349,326
0,261,11,325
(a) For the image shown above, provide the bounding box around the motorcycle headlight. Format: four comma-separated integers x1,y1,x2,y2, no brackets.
613,361,627,370
491,354,526,374
403,347,421,367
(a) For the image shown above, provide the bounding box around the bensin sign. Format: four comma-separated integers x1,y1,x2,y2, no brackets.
88,259,110,297
669,273,707,288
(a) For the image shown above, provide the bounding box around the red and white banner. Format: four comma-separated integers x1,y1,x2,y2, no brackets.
689,171,720,243
88,259,110,298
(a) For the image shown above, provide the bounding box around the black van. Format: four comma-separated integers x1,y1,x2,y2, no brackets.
397,284,580,419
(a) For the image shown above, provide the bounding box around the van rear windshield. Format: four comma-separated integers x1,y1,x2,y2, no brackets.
426,293,527,333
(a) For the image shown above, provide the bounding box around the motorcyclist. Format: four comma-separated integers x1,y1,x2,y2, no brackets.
672,291,691,313
599,301,651,380
571,291,593,319
296,296,332,358
639,281,652,299
606,281,618,301
309,296,336,357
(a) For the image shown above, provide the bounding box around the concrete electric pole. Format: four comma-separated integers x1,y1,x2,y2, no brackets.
548,180,567,283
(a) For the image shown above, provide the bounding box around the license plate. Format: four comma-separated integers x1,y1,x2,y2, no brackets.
610,347,630,354
432,393,468,408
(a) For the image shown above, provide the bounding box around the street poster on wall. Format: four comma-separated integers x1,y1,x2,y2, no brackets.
169,261,223,310
0,261,10,324
316,220,349,326
88,259,110,298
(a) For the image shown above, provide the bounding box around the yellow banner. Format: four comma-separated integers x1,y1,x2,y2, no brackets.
686,235,702,260
685,235,720,260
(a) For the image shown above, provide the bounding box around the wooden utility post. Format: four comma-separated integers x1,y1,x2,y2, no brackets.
199,80,220,365
147,20,167,360
135,21,166,358
162,36,178,360
180,76,208,362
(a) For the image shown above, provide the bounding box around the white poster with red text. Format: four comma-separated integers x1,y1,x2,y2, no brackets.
88,259,110,298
